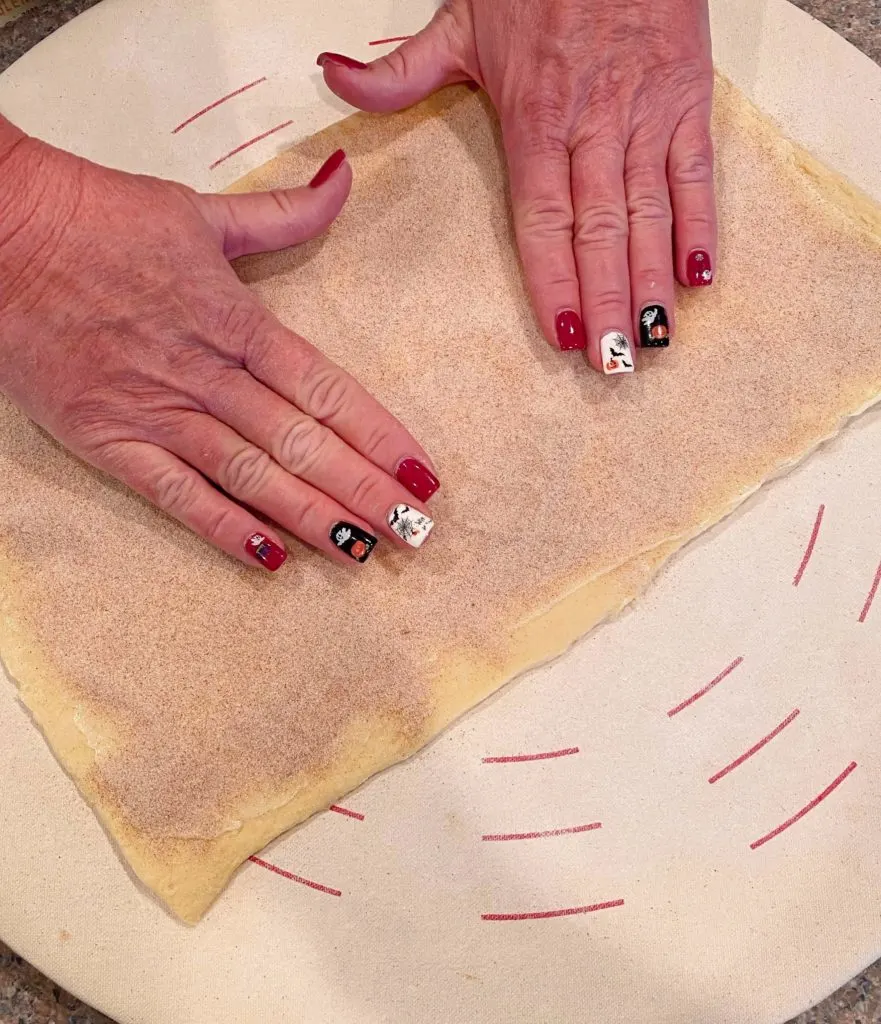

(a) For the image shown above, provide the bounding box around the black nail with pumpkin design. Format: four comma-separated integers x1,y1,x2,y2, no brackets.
330,522,377,563
639,304,670,348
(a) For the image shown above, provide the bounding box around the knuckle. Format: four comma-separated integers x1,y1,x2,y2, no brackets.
513,90,571,156
219,298,270,361
300,364,353,423
354,416,396,461
348,470,386,512
150,464,202,516
217,445,274,496
291,491,326,536
586,287,629,319
574,203,629,251
200,505,240,546
516,194,573,240
626,189,672,228
277,417,333,476
670,140,715,188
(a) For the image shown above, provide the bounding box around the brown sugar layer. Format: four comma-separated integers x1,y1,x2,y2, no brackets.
2,77,881,921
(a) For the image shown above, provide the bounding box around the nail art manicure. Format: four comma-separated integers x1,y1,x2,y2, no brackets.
330,522,377,563
687,249,713,286
309,149,346,188
600,331,635,375
395,458,440,502
639,305,670,348
316,51,368,70
245,533,287,571
555,309,587,351
388,504,434,549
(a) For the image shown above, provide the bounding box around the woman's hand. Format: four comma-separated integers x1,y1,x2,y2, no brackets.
0,127,440,571
318,0,715,373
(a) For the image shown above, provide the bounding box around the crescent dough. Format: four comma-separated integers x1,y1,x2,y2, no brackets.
2,77,881,922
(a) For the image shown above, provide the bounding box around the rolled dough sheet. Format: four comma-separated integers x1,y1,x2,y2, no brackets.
2,77,881,923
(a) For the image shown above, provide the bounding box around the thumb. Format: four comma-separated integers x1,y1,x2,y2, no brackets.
195,149,352,260
317,8,467,114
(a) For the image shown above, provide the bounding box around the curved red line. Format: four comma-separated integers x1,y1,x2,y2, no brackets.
858,559,881,623
329,804,364,821
708,709,800,784
482,746,579,764
793,504,825,586
368,35,413,45
172,77,268,134
667,657,743,717
482,899,624,922
482,822,602,842
249,855,342,896
209,120,294,171
750,761,857,850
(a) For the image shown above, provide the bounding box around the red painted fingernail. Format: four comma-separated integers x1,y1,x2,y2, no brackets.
245,532,287,571
309,149,347,188
554,309,587,351
687,249,714,286
395,458,440,502
317,51,368,71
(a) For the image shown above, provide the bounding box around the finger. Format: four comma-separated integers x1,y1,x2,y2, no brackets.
503,117,584,352
93,440,289,571
242,316,440,501
195,151,352,259
624,135,676,352
668,102,716,287
571,138,635,375
162,412,391,564
317,8,466,113
201,370,437,546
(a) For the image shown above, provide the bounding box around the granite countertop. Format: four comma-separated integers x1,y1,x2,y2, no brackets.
1,1,881,1022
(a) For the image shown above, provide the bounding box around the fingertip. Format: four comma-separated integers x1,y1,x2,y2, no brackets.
554,309,587,352
244,531,289,572
308,148,348,189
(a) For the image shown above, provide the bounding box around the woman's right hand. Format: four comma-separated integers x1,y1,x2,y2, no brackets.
0,124,439,572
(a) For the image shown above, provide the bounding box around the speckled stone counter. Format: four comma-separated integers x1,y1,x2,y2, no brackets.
1,1,880,1022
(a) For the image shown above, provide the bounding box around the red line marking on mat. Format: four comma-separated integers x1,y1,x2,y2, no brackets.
482,746,580,764
209,120,294,170
858,559,881,622
172,77,268,134
708,709,800,784
482,822,601,842
667,657,744,718
249,855,342,896
368,35,412,45
482,899,624,922
329,804,364,821
793,504,825,586
749,760,858,850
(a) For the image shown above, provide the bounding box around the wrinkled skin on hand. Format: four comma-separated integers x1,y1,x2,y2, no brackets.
0,129,436,569
320,0,716,369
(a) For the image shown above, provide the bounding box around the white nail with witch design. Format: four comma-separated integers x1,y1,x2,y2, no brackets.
387,504,435,549
600,330,635,375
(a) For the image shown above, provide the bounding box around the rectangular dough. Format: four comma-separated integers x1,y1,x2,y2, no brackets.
2,78,881,921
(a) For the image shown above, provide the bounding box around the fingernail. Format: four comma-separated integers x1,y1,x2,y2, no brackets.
638,304,670,348
388,504,434,549
555,309,587,351
395,458,440,502
245,532,287,571
317,51,368,71
330,522,377,563
309,149,346,188
687,249,713,286
600,331,635,375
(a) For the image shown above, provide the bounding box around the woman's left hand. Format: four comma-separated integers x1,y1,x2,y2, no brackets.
318,0,716,374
